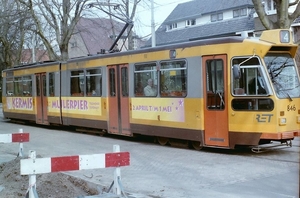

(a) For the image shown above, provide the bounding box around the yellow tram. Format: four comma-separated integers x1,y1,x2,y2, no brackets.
2,29,300,150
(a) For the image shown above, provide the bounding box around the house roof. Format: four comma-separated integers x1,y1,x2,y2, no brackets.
165,0,254,23
21,48,49,63
75,18,125,54
293,16,300,24
155,17,254,46
144,0,254,47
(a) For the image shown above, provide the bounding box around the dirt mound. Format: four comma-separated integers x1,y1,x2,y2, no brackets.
0,157,101,197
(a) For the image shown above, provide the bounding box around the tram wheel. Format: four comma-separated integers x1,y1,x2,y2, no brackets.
190,141,203,150
157,137,169,146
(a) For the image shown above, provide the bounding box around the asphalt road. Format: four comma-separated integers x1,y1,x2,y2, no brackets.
0,104,299,198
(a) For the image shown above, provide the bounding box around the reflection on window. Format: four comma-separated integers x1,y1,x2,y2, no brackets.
160,60,187,97
70,70,84,96
86,69,102,97
264,53,300,98
134,62,157,97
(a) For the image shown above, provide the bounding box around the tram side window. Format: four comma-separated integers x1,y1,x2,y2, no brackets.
232,57,266,96
86,68,102,97
109,68,116,96
206,59,225,109
160,60,187,97
22,76,32,96
134,62,157,97
42,75,46,97
49,73,55,96
70,70,84,96
121,67,128,97
6,77,14,96
232,98,274,111
14,77,23,96
231,57,270,111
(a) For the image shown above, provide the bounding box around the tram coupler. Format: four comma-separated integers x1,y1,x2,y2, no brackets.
251,140,292,153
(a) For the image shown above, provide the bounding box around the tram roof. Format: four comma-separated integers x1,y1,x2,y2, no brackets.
67,36,245,63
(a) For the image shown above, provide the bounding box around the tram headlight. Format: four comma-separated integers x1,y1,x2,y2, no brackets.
297,116,300,124
279,118,287,125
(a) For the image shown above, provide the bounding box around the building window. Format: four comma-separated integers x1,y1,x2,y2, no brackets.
240,8,247,16
168,23,178,30
233,8,247,18
186,19,196,26
266,0,276,11
211,13,223,22
70,41,77,48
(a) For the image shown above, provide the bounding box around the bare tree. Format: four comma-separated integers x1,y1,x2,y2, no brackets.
122,0,141,50
252,0,300,29
17,0,91,61
91,0,149,50
0,0,36,71
253,0,300,73
0,0,29,92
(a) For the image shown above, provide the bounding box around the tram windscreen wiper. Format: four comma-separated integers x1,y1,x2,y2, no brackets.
272,80,293,101
285,91,293,101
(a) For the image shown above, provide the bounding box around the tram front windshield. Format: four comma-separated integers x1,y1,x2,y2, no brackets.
264,53,300,99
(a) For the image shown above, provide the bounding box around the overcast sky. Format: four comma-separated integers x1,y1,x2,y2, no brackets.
134,0,192,38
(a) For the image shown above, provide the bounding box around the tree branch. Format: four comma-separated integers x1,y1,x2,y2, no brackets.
289,1,300,21
252,0,276,29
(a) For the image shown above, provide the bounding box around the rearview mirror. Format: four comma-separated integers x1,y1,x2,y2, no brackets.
233,64,241,79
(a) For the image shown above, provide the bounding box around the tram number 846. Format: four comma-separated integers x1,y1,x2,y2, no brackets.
287,104,296,111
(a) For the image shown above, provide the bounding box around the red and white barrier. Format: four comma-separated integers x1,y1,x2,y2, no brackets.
0,128,29,157
20,145,130,198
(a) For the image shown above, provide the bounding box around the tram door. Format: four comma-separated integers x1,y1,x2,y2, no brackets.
107,64,131,136
203,55,228,147
35,73,48,125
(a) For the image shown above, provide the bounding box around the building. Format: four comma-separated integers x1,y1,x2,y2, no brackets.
145,0,300,48
253,0,300,71
144,0,255,47
68,17,144,58
20,48,49,64
254,0,300,38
